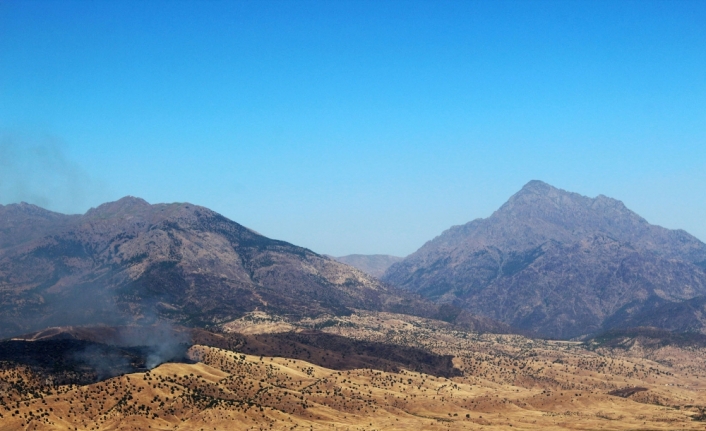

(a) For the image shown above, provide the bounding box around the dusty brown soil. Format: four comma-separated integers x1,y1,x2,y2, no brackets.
3,312,706,430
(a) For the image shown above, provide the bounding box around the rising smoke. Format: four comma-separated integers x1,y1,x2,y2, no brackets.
71,343,133,380
69,323,192,380
115,322,192,370
0,131,107,214
1,132,192,375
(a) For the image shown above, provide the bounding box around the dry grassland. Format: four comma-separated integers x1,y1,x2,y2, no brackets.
2,311,706,430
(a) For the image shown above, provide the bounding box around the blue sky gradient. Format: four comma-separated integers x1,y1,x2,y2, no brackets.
1,0,705,256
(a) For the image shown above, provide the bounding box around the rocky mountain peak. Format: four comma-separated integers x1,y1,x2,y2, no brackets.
383,182,706,338
84,196,152,219
517,179,554,194
502,181,592,213
490,182,649,243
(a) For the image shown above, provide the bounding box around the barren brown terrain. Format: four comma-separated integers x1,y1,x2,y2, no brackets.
2,312,706,430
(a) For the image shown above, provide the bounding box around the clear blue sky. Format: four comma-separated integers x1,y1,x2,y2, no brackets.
1,0,704,256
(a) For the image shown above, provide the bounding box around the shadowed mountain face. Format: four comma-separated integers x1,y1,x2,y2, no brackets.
0,198,451,338
382,181,706,339
334,254,403,278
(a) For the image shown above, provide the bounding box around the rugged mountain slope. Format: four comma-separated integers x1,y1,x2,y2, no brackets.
0,197,444,338
0,197,510,338
334,254,403,278
383,181,706,339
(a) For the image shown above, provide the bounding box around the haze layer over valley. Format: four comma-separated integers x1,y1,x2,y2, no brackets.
334,254,403,278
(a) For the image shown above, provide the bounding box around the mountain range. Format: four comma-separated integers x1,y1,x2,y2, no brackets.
4,182,706,430
382,180,706,338
0,197,504,339
3,181,705,340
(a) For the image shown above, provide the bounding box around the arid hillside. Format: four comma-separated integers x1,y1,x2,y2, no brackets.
2,314,706,430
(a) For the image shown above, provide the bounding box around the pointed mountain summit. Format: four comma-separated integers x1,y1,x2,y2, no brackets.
383,181,706,339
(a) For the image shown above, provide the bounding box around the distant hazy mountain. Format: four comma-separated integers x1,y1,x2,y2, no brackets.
0,198,508,338
382,181,706,339
334,254,403,278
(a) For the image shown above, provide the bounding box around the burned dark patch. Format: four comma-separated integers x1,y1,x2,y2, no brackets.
608,387,648,398
192,329,462,378
0,339,146,385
